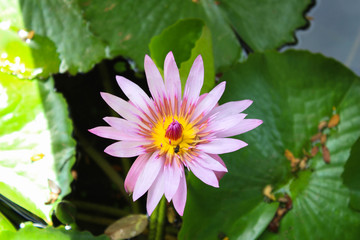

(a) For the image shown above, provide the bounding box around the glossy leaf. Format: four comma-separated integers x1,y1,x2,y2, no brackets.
18,0,107,74
180,50,360,239
0,222,109,240
0,72,76,223
342,137,360,211
78,0,311,72
149,19,215,93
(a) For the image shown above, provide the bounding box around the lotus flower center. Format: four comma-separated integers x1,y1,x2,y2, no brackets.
165,119,183,141
151,116,198,156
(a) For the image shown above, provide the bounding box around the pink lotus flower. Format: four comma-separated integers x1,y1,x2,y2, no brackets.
89,52,262,216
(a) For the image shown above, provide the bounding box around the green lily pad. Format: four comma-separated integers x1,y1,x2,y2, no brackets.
342,136,360,211
78,0,311,72
17,0,107,74
0,222,109,239
0,72,76,223
0,29,60,79
179,50,360,239
149,19,215,93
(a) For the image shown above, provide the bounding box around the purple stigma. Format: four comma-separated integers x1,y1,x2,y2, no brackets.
165,119,183,141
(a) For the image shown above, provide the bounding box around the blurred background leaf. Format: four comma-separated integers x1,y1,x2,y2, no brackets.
0,73,76,223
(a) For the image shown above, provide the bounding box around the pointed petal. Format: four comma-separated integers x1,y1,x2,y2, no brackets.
172,168,187,216
116,76,154,117
191,82,226,121
216,119,263,138
104,141,147,157
210,100,253,117
124,154,150,193
100,92,142,124
188,160,219,188
205,114,247,133
197,153,228,172
197,138,248,154
209,154,227,180
164,52,181,101
146,167,165,215
144,55,166,100
133,152,164,201
164,160,181,201
102,117,145,140
183,55,204,105
88,126,128,140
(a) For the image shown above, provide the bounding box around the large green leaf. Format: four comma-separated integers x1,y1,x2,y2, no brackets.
0,72,76,223
0,222,109,239
179,50,360,239
17,0,107,74
0,1,60,79
149,19,215,93
342,137,360,211
78,0,311,72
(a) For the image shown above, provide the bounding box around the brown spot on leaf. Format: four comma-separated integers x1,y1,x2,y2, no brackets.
268,194,292,233
311,132,322,142
318,120,328,131
320,134,327,144
328,114,340,128
263,185,276,201
311,145,319,157
322,145,330,163
104,3,116,12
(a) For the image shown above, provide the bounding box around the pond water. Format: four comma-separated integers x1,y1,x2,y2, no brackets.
289,0,360,76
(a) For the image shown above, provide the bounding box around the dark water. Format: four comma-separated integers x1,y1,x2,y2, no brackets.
290,0,360,76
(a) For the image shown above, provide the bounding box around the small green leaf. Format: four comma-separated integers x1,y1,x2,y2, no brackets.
55,201,77,225
0,222,109,240
0,72,76,223
149,19,215,93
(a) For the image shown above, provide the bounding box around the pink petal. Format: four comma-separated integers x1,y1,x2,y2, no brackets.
116,76,154,118
100,92,143,124
209,154,227,180
183,55,204,105
216,119,263,138
191,82,226,121
103,117,145,140
197,138,248,154
104,141,147,158
163,160,181,201
205,114,247,133
146,167,165,215
210,100,253,117
197,153,228,172
188,160,219,188
144,55,166,101
172,168,187,216
133,152,164,201
124,154,150,193
88,126,128,140
164,52,181,102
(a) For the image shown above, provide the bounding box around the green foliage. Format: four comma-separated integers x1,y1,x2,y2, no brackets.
180,50,360,239
0,212,16,232
149,19,215,93
0,222,109,240
0,73,76,223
